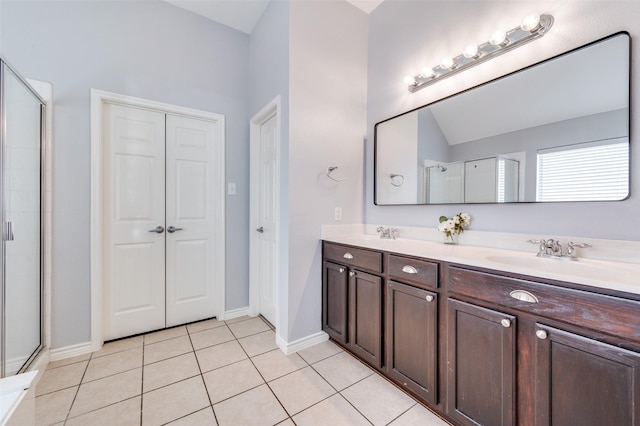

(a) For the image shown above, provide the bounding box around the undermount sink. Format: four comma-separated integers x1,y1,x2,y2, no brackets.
485,254,638,284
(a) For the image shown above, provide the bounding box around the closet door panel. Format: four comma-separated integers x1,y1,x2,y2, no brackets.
165,114,221,326
103,103,166,340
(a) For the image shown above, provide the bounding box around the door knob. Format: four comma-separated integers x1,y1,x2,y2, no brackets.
167,226,183,233
256,227,264,233
148,226,164,233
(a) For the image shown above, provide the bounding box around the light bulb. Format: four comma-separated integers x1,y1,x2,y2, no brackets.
440,57,455,69
490,29,507,46
463,44,479,58
520,13,541,31
404,75,416,85
421,67,435,78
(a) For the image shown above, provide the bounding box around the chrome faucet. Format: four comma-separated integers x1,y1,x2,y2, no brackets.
527,239,592,260
377,226,399,240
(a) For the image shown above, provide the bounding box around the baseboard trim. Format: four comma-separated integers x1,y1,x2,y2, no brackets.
276,331,328,355
223,307,251,321
49,342,93,362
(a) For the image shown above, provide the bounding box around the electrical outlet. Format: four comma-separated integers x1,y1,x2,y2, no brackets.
334,207,342,221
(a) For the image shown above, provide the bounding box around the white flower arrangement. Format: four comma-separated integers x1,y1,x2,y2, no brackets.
438,213,471,241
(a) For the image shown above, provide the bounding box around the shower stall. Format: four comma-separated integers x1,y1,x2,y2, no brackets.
0,58,45,377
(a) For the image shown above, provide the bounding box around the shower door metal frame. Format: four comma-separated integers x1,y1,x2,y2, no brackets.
0,58,46,377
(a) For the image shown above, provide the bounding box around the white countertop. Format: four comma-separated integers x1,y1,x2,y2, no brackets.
321,225,640,296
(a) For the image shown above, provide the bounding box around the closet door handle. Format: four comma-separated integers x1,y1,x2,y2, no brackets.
167,226,183,233
148,226,164,234
5,222,14,241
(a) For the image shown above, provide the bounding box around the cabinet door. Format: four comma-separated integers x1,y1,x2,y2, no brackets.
322,261,349,344
447,298,516,426
535,324,640,426
386,281,438,404
349,270,383,368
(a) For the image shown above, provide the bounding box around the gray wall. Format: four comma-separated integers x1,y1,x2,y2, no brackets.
0,0,251,348
366,1,640,240
288,1,367,342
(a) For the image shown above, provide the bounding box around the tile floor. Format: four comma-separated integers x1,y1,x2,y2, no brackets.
35,316,449,425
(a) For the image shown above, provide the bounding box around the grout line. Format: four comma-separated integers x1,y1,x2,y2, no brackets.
139,341,144,426
186,320,219,426
63,358,90,423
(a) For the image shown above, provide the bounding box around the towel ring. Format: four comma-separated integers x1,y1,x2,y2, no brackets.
326,166,346,182
390,173,404,187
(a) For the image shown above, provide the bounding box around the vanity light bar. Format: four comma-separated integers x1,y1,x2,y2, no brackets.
405,13,554,93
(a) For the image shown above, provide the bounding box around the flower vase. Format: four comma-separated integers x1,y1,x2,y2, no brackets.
444,233,459,245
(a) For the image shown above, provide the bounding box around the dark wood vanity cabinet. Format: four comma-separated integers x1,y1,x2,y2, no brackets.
449,265,640,426
322,242,384,369
446,298,516,426
322,261,349,344
386,281,438,405
349,270,383,368
322,240,640,425
534,324,640,426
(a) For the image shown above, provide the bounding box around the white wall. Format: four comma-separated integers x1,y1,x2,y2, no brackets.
0,0,251,348
366,1,640,240
288,1,368,342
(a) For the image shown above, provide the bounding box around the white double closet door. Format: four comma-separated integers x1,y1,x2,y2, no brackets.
103,103,222,341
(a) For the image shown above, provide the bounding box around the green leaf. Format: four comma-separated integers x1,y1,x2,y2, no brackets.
439,215,448,223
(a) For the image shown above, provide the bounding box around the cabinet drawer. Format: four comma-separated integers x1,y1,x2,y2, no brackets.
448,266,640,343
388,255,438,289
324,242,382,273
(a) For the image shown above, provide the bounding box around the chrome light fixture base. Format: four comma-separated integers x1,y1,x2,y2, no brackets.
407,13,554,93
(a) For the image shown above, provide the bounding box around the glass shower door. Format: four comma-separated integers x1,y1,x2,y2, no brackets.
1,62,43,376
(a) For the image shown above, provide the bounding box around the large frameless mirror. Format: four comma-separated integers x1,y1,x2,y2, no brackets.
374,32,630,205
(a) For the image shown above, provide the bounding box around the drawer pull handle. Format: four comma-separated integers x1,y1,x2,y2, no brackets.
402,265,418,274
536,329,548,340
501,319,511,328
338,268,344,274
343,252,354,259
349,271,356,277
510,290,539,304
425,295,434,302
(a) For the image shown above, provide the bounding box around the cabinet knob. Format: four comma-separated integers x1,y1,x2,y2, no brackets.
343,252,354,259
425,295,434,302
349,271,356,277
501,319,511,328
402,265,418,274
338,268,344,274
536,329,548,340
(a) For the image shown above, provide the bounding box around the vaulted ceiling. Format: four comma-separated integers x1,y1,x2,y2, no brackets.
165,0,383,34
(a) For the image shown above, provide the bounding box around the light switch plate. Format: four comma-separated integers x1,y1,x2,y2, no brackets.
334,207,342,221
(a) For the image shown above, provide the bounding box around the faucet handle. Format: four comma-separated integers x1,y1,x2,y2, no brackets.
569,242,592,249
566,242,592,258
526,239,547,256
390,228,399,239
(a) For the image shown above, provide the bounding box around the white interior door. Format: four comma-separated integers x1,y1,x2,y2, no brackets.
255,113,278,326
165,114,221,326
103,103,166,340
